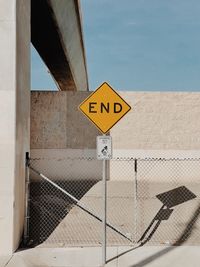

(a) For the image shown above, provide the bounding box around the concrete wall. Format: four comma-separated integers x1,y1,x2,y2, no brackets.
0,0,30,255
110,92,200,158
31,91,102,181
31,92,200,184
31,91,200,183
31,91,100,149
32,91,200,152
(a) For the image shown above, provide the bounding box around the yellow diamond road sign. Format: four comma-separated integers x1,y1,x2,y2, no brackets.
79,82,131,133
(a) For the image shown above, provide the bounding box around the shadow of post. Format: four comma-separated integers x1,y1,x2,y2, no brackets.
107,186,198,265
139,186,196,244
129,202,200,267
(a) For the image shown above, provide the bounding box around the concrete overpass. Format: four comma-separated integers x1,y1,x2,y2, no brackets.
31,0,88,91
0,0,88,257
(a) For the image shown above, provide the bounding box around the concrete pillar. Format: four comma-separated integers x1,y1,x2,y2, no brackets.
0,0,30,255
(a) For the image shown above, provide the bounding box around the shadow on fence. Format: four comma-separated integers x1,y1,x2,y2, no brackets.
28,179,98,247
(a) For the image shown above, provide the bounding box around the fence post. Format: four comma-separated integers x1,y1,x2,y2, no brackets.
134,158,138,243
24,152,30,245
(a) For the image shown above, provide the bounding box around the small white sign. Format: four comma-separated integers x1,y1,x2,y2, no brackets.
97,136,112,160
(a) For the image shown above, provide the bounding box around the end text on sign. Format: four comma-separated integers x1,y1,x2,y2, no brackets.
89,102,123,114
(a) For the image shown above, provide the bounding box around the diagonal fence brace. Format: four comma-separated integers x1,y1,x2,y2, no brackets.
29,165,134,243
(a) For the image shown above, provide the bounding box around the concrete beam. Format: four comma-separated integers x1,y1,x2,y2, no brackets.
31,0,88,91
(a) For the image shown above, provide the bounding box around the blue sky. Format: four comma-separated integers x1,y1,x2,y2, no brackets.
31,0,200,91
31,46,57,90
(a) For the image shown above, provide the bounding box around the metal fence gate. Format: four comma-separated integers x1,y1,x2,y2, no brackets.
26,157,200,247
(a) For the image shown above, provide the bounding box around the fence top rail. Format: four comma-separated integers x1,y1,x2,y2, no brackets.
29,157,200,161
137,158,200,161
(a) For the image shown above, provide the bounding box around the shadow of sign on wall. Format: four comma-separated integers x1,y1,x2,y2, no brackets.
139,186,197,244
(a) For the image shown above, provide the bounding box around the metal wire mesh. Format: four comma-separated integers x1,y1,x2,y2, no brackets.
137,158,200,245
28,157,136,247
29,157,102,247
27,157,200,247
107,158,136,245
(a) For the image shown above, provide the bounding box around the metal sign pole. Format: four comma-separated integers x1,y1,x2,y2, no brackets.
79,82,131,266
102,134,107,266
96,134,112,266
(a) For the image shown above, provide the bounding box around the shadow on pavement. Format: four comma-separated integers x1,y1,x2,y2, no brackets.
139,186,196,244
107,186,198,266
129,201,200,267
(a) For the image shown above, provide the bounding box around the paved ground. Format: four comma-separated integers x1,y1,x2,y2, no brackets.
0,256,11,267
3,246,200,267
106,245,200,267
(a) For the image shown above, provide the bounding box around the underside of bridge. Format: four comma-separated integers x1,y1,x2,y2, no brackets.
31,0,88,91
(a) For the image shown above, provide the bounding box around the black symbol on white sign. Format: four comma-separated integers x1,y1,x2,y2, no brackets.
101,146,108,156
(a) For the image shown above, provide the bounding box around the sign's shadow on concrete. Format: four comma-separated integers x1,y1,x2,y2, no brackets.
107,186,197,265
138,186,196,245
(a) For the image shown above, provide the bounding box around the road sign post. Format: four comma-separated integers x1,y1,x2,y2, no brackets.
96,135,112,265
79,82,131,266
102,136,107,266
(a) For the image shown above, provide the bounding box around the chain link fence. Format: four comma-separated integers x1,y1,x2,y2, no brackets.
26,157,200,247
137,158,200,245
28,157,102,247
